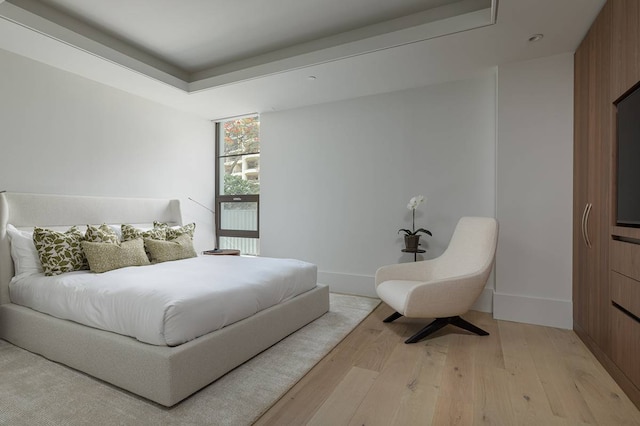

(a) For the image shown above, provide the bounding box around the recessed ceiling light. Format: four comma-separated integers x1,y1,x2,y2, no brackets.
308,75,317,80
528,34,544,42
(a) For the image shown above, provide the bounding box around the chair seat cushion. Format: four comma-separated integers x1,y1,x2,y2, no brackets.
376,280,423,315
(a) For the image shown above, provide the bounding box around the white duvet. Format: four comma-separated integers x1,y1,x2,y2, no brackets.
9,255,317,346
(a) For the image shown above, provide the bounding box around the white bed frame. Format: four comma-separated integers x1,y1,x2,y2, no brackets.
0,191,329,406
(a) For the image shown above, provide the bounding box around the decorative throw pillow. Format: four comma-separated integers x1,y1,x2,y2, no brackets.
85,224,120,244
153,221,196,240
109,224,122,240
33,226,87,276
6,224,43,276
121,224,166,241
82,238,150,273
144,234,197,263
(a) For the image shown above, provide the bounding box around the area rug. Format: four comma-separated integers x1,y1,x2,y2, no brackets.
0,293,379,426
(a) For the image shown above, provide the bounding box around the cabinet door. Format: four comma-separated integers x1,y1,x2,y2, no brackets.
591,4,612,352
573,37,591,333
573,6,612,351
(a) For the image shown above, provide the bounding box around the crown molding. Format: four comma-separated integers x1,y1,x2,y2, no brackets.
0,0,495,94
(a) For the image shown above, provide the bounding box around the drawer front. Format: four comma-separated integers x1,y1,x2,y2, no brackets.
611,239,640,281
611,304,640,387
611,271,640,318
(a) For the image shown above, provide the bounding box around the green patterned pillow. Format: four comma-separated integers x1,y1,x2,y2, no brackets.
33,226,88,276
85,224,120,244
121,224,166,241
144,234,197,263
153,221,196,240
82,238,150,273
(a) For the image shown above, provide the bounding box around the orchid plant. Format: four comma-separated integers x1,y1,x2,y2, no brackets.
398,195,433,237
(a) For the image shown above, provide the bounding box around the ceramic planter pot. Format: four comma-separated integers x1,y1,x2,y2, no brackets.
404,234,420,251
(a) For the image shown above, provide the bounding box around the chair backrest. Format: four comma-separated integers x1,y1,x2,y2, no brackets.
431,216,498,281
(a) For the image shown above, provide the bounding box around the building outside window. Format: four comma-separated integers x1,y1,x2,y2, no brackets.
215,115,260,255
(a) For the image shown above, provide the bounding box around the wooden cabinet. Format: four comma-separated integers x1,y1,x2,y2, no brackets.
573,2,611,355
574,0,640,409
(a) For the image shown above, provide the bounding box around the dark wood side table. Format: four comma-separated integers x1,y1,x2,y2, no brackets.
401,248,425,262
203,249,241,256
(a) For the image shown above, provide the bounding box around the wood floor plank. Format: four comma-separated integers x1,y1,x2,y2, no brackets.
254,305,640,425
544,327,640,425
390,339,448,425
497,320,555,420
431,396,474,426
430,334,477,425
254,308,382,425
465,310,505,369
472,364,516,425
436,334,477,401
573,366,640,426
347,342,426,425
353,323,404,372
522,323,596,424
306,366,378,426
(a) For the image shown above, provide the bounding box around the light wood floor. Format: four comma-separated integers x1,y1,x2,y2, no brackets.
255,302,640,425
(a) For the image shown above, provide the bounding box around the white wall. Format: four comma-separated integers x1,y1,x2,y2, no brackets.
260,75,496,304
0,42,575,329
0,48,216,251
495,52,574,329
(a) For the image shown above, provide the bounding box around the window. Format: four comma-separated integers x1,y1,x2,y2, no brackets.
215,116,260,255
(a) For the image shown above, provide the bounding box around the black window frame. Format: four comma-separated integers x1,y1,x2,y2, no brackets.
214,120,260,249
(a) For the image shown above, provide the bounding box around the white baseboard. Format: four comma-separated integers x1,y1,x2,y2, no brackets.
493,292,573,329
317,271,377,298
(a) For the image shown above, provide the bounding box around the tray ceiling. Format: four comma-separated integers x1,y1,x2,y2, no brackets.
0,0,605,119
0,0,495,89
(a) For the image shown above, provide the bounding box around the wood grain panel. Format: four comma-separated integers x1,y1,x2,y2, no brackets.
574,0,612,352
612,226,640,240
611,305,640,387
611,0,640,100
611,240,640,283
611,270,640,318
593,0,613,352
573,36,590,332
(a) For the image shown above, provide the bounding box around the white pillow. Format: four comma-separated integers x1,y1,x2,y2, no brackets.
109,224,122,240
6,224,43,276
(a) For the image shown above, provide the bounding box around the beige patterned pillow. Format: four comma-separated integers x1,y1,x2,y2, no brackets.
82,238,150,273
153,221,196,240
144,234,197,263
33,226,88,276
121,224,166,241
85,224,120,244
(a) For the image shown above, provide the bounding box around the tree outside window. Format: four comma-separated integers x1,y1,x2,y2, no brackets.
215,116,260,254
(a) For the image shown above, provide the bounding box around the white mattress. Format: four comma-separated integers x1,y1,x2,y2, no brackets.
9,255,317,346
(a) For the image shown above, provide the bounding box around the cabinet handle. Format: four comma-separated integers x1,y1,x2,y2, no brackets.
581,203,589,247
584,203,593,248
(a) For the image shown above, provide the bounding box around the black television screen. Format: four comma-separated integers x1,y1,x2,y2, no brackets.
617,83,640,227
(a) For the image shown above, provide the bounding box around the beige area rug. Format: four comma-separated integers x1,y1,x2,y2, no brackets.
0,293,379,426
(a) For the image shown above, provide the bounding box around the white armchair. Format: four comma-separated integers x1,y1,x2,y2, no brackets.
375,216,498,343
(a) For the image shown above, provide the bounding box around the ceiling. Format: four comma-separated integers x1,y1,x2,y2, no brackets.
24,0,470,75
0,0,605,120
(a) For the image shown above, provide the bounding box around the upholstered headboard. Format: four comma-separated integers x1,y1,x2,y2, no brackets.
0,191,182,304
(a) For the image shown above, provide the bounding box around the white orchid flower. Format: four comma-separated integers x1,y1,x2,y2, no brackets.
407,195,425,210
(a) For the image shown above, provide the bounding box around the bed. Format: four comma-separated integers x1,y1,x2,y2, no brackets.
0,191,329,407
